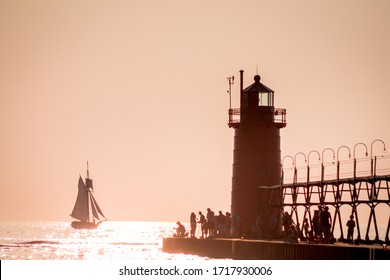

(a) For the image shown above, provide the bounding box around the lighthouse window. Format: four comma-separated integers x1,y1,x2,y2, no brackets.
259,92,274,107
259,92,269,106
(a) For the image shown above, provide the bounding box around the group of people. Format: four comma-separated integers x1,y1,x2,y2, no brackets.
282,205,334,243
282,205,356,244
250,210,279,239
311,205,333,242
175,208,240,238
176,206,357,245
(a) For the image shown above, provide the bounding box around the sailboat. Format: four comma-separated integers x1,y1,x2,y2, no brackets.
70,163,107,229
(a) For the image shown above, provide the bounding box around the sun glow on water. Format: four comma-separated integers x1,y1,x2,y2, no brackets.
0,221,206,260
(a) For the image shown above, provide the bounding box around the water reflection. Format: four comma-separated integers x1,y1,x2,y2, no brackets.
0,221,207,260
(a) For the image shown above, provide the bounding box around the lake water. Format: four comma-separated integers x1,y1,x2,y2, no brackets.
1,220,387,260
1,221,387,280
0,221,208,260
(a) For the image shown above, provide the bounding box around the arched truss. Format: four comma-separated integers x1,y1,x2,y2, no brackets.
280,175,390,243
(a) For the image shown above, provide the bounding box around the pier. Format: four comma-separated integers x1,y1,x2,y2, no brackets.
162,237,390,260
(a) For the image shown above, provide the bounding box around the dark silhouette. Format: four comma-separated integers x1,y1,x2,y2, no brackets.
206,208,215,237
198,211,206,238
231,213,241,238
175,221,186,237
302,218,310,239
346,215,356,245
190,212,197,238
228,72,286,237
225,212,232,237
312,208,320,238
286,225,298,243
251,212,260,238
216,210,226,237
282,211,292,239
320,206,332,242
267,210,279,238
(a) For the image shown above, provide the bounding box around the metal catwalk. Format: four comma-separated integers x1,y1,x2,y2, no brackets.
279,148,390,244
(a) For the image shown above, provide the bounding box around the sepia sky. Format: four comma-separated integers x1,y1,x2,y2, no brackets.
0,0,389,222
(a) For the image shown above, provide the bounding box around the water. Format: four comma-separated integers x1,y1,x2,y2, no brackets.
1,221,387,260
0,221,207,260
1,222,388,280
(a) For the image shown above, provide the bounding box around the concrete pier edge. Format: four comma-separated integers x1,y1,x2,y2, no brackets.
163,237,390,260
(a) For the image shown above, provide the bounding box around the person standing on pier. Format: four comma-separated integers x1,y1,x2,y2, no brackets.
216,211,227,237
312,206,322,238
231,213,241,238
206,208,215,237
190,212,197,238
302,218,310,239
198,211,206,238
320,206,332,242
282,211,292,239
225,212,232,237
346,215,356,245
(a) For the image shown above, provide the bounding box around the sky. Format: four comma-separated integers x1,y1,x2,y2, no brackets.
0,0,389,222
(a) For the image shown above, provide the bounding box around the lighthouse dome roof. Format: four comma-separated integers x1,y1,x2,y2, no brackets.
243,75,274,93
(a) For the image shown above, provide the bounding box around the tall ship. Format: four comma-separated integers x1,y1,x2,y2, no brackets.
70,163,107,229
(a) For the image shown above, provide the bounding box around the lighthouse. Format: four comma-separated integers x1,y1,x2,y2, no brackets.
228,70,286,238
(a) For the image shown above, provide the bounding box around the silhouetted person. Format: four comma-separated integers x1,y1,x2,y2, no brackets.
302,218,310,239
231,213,241,237
317,205,323,237
225,212,231,237
307,229,315,243
198,211,206,238
216,210,226,237
268,211,278,237
320,206,332,242
190,212,197,238
296,223,304,241
206,208,215,237
285,225,298,243
312,209,320,238
346,215,356,245
282,211,292,238
176,221,186,237
251,212,260,238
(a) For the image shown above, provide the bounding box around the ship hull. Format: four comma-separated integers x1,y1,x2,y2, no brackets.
71,221,100,229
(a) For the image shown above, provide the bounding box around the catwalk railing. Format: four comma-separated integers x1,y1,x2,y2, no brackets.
280,146,389,244
228,107,286,128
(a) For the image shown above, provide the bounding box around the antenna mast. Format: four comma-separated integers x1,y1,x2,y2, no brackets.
227,76,234,110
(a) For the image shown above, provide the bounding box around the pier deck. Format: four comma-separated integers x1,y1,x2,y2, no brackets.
163,237,390,260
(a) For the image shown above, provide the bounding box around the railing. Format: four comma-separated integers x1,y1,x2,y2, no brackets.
282,155,390,184
228,107,286,127
227,108,240,127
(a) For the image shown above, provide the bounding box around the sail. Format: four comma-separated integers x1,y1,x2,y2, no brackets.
86,178,93,190
70,176,90,222
90,194,106,221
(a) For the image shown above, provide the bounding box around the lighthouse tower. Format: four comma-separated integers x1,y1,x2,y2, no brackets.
228,70,286,238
